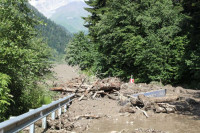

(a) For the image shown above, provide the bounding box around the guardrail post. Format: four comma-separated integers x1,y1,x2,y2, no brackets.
29,109,35,133
64,104,67,112
58,103,62,116
51,111,56,120
42,117,47,129
51,101,56,120
42,105,47,129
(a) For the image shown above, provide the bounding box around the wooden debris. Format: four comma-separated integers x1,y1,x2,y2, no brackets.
150,96,180,103
92,92,98,99
74,114,101,120
50,87,64,91
136,106,149,118
119,106,136,113
78,81,98,101
106,93,118,100
49,76,185,115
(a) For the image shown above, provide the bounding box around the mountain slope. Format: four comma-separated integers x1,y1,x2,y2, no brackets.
50,1,89,33
29,4,72,54
29,0,84,18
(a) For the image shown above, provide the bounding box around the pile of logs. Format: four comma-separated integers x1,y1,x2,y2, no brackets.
50,76,181,115
119,94,179,118
50,77,122,101
124,95,179,114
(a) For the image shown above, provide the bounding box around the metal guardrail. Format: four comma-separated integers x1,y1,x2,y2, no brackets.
132,89,166,97
0,94,75,133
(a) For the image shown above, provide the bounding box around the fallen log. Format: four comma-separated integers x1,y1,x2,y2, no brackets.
150,96,180,103
137,95,179,104
157,103,176,113
74,76,87,93
50,87,64,91
119,106,136,113
79,80,99,101
95,77,121,91
137,95,153,110
130,98,143,107
106,93,118,100
64,88,86,93
74,114,101,120
136,106,149,118
92,92,98,99
153,103,167,113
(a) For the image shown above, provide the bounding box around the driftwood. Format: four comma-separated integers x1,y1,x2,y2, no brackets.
156,103,176,113
74,76,87,93
92,92,98,99
130,95,179,113
64,88,86,93
153,103,167,113
119,106,136,113
78,80,99,101
130,98,143,107
50,87,64,91
74,114,101,120
94,77,121,91
106,93,118,100
50,77,122,102
136,106,149,118
149,96,179,103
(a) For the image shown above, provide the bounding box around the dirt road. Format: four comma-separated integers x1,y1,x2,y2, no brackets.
52,64,79,83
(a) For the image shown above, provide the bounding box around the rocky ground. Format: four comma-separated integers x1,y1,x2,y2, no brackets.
26,64,200,133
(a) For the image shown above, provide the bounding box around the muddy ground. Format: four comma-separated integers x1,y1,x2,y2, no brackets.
27,64,200,133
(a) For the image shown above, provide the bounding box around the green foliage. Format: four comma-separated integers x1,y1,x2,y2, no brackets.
0,0,53,121
83,0,107,42
66,0,200,89
28,4,72,55
181,0,200,88
0,73,12,121
94,0,187,83
65,32,95,70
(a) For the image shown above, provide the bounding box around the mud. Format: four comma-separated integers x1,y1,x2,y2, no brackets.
29,64,200,133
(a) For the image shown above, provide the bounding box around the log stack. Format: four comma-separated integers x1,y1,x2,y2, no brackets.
50,77,122,100
50,76,187,115
130,94,179,113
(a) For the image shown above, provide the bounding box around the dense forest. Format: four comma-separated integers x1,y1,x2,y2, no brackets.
28,4,72,56
0,0,54,121
66,0,200,89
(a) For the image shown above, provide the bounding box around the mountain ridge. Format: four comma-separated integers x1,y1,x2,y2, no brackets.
50,1,89,33
28,4,72,55
29,0,89,33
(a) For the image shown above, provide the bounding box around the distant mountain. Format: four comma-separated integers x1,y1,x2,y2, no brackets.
29,0,84,18
29,0,89,33
28,4,72,54
50,1,89,33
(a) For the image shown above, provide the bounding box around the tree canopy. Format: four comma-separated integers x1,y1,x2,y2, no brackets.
66,0,200,89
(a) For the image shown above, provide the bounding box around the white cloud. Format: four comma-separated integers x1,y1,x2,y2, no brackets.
29,0,85,18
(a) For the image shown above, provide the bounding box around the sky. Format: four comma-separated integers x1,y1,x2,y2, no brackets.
29,0,85,18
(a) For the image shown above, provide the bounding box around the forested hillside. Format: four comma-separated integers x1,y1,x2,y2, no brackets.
66,0,200,89
28,4,72,55
0,0,52,121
